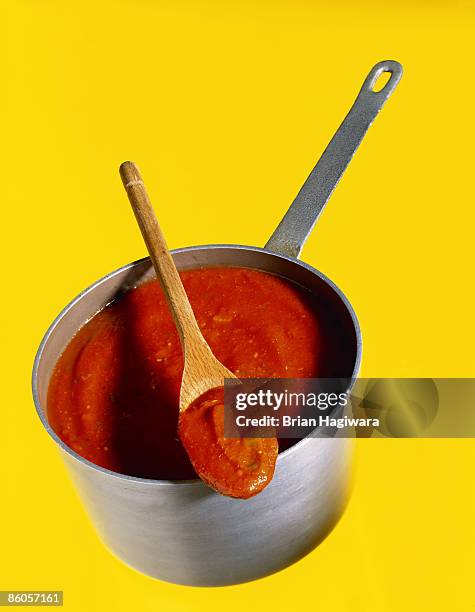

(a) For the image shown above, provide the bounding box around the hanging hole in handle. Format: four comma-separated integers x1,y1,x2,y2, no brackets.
371,69,392,92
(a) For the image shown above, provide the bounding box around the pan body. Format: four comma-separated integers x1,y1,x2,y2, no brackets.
32,245,361,586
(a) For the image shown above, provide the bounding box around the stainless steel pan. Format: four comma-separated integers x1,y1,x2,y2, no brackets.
32,61,402,586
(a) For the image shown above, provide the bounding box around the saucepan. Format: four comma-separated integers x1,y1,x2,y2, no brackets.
32,60,402,586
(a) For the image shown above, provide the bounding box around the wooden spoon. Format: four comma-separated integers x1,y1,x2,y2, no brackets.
119,162,278,498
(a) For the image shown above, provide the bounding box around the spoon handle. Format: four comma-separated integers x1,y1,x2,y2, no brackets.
119,161,202,347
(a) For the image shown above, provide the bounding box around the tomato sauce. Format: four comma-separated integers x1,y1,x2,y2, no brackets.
47,267,346,481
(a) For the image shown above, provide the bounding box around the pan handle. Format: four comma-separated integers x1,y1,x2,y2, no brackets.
265,60,403,259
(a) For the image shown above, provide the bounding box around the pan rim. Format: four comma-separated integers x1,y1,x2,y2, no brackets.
31,244,362,488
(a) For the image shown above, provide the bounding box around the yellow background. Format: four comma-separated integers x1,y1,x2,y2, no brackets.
2,1,475,610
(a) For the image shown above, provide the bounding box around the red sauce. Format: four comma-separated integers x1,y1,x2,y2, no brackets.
47,267,342,481
178,387,278,498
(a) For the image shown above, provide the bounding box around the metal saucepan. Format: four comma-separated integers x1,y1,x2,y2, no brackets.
32,61,402,586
